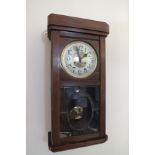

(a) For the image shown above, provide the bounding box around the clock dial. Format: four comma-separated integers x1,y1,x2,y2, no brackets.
61,41,97,78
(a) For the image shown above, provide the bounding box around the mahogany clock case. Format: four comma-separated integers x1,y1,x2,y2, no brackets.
47,14,109,152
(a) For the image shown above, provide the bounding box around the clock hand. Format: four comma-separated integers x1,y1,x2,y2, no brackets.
74,46,81,63
81,53,88,59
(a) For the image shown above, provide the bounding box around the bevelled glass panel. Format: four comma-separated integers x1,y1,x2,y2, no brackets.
60,86,100,138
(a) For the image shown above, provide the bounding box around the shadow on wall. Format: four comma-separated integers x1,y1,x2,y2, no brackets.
41,31,51,143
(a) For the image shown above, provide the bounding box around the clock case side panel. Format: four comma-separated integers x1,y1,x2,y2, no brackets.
99,36,107,138
50,30,61,146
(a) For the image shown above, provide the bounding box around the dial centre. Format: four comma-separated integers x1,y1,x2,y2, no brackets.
73,53,87,68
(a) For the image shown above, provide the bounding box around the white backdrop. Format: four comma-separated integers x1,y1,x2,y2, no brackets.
26,0,128,155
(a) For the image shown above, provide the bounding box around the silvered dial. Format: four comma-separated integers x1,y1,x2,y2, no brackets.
61,41,97,78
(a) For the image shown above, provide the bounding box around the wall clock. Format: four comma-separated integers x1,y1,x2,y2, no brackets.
47,14,109,152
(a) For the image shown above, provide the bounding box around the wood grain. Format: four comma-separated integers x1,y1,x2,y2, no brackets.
48,132,108,152
48,14,109,34
99,36,106,137
50,31,61,145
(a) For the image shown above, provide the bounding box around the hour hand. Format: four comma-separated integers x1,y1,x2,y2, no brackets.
81,53,88,58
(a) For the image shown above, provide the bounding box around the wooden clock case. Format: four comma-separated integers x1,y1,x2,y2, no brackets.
47,14,109,152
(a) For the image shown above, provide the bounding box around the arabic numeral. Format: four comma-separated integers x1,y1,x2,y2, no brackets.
88,54,92,57
90,59,94,63
87,64,91,69
68,49,72,55
84,68,87,73
84,47,87,53
66,64,75,69
78,69,82,74
66,56,70,61
79,45,83,51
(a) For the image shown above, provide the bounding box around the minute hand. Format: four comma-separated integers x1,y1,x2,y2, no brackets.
74,46,82,63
